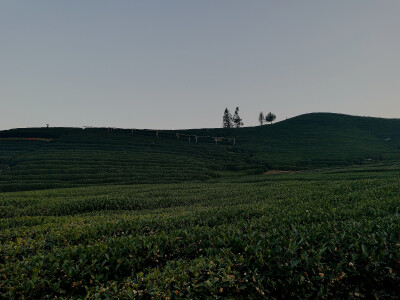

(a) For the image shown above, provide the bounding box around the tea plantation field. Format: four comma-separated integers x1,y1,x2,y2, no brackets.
1,164,400,298
1,113,400,192
1,113,400,298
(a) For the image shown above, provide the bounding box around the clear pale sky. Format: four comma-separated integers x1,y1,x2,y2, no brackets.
1,1,399,130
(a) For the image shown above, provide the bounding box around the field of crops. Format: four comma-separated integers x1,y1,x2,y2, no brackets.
2,113,400,192
1,164,400,298
1,113,400,298
0,128,255,192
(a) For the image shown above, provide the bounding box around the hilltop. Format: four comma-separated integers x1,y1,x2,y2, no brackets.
224,112,400,168
1,113,400,191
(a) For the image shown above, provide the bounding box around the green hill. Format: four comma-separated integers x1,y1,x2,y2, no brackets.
227,112,400,168
1,113,400,191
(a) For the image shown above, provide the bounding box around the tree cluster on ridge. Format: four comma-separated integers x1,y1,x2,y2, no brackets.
222,107,243,128
223,108,276,128
259,111,276,125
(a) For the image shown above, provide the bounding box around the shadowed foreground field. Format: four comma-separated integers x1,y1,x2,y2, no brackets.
1,164,400,298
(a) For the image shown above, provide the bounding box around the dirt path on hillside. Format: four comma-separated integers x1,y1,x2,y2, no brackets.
263,170,299,175
0,138,52,142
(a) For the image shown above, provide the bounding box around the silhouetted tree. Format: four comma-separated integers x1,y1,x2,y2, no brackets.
265,112,276,124
258,112,264,125
233,107,243,128
222,108,233,128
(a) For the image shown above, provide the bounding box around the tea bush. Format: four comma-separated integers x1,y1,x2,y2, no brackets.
1,167,400,298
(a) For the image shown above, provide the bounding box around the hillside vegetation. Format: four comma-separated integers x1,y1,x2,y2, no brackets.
190,113,400,168
1,113,400,192
1,113,400,298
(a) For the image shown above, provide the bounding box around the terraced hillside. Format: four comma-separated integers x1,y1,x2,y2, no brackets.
190,113,400,169
1,113,400,192
0,128,253,192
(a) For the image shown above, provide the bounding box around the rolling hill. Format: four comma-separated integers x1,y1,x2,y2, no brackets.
1,113,400,192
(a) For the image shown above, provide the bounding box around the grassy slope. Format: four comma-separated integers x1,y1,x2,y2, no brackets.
1,113,400,191
224,113,400,168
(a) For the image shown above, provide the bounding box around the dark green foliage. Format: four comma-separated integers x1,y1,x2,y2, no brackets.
1,113,400,297
258,111,264,125
1,166,400,298
233,107,243,128
265,112,276,124
222,108,233,128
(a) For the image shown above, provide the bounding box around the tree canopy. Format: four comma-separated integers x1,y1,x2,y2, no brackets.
222,108,233,128
233,107,243,128
265,112,276,124
258,112,264,125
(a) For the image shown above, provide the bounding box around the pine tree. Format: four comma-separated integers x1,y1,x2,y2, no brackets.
233,107,243,128
258,112,264,125
265,112,276,124
222,108,233,128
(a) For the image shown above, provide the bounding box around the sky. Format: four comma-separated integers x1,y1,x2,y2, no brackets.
1,1,400,130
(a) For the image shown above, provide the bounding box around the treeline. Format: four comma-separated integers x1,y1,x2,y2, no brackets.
222,108,276,128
